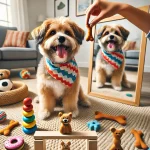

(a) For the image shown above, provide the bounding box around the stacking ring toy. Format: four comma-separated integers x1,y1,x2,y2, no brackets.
0,111,7,123
22,120,36,128
23,104,33,112
22,110,34,117
23,97,32,105
23,115,35,123
4,136,24,150
22,125,37,134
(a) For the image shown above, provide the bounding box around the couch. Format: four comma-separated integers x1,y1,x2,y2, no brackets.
0,26,41,70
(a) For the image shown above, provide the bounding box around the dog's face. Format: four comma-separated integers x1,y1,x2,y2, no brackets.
58,112,72,125
61,141,71,150
97,25,129,52
31,17,85,63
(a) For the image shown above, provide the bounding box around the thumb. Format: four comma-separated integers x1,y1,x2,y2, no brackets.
90,13,105,27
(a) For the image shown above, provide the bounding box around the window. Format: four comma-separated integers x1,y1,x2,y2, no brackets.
0,0,11,27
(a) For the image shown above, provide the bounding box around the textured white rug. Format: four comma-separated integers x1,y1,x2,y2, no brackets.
0,68,150,150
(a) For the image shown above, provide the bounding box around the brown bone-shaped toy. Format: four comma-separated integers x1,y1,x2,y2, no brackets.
0,120,19,136
86,24,94,41
95,111,126,126
131,129,148,149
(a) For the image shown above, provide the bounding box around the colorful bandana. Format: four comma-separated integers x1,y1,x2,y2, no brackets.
45,57,78,88
101,49,124,70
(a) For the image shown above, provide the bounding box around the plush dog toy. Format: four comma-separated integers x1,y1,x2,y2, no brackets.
61,141,71,150
0,69,13,92
58,112,72,134
110,127,125,150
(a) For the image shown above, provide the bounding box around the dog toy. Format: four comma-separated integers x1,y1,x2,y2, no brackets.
58,112,72,134
87,120,101,132
61,141,71,150
131,129,148,149
0,79,13,92
110,127,125,150
0,69,10,80
86,24,94,41
126,93,133,97
0,111,7,123
0,120,19,136
4,136,24,150
22,97,37,134
95,111,126,126
19,69,31,79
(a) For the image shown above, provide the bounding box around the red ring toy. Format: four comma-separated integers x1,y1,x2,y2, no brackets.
23,98,32,106
23,104,33,112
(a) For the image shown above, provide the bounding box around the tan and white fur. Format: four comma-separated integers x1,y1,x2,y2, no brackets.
95,24,130,91
31,17,90,120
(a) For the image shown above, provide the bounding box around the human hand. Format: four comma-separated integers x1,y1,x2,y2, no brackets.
86,0,123,27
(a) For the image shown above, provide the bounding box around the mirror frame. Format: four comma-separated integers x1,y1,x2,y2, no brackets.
87,6,149,106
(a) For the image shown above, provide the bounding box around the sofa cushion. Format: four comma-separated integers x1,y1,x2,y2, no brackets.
0,47,37,60
0,26,17,47
3,30,29,47
125,50,139,59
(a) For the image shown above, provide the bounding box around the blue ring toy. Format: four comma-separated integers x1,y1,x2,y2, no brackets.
22,125,37,134
23,115,35,123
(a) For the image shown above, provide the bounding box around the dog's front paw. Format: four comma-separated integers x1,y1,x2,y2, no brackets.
72,109,79,118
79,96,91,107
38,110,51,120
96,82,104,88
113,86,122,91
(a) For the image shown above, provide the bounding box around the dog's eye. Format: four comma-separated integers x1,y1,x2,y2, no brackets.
65,30,71,36
104,31,109,36
50,30,56,35
115,31,120,36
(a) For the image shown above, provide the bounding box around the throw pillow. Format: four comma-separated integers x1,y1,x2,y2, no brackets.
122,41,136,51
3,30,29,47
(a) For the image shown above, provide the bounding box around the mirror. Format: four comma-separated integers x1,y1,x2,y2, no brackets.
88,6,149,106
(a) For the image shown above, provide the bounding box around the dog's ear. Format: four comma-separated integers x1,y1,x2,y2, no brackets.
110,127,116,133
4,69,10,77
31,19,53,44
68,112,72,118
58,112,63,117
67,141,71,146
97,25,107,39
120,128,125,133
69,21,85,45
117,25,130,41
61,141,65,146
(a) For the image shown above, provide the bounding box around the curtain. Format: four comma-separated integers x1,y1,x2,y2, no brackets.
10,0,29,31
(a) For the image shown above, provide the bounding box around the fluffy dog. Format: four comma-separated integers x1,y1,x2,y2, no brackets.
95,24,130,91
31,17,90,120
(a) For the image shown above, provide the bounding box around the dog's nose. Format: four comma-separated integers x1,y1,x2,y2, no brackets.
110,35,114,39
0,73,3,76
2,82,8,87
58,36,65,43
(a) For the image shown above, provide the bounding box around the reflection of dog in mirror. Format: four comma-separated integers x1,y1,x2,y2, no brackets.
95,24,131,91
31,17,91,120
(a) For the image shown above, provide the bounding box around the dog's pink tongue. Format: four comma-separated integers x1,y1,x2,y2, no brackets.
108,43,115,49
56,46,67,58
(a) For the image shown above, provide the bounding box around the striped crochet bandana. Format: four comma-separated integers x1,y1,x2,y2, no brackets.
101,49,124,70
45,57,78,88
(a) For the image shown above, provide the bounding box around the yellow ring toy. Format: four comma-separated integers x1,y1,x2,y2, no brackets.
22,120,36,128
22,110,34,117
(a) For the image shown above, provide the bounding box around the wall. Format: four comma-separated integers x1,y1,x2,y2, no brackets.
46,0,150,71
27,0,46,31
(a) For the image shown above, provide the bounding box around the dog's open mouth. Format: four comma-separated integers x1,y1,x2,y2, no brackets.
51,45,69,58
106,40,117,49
